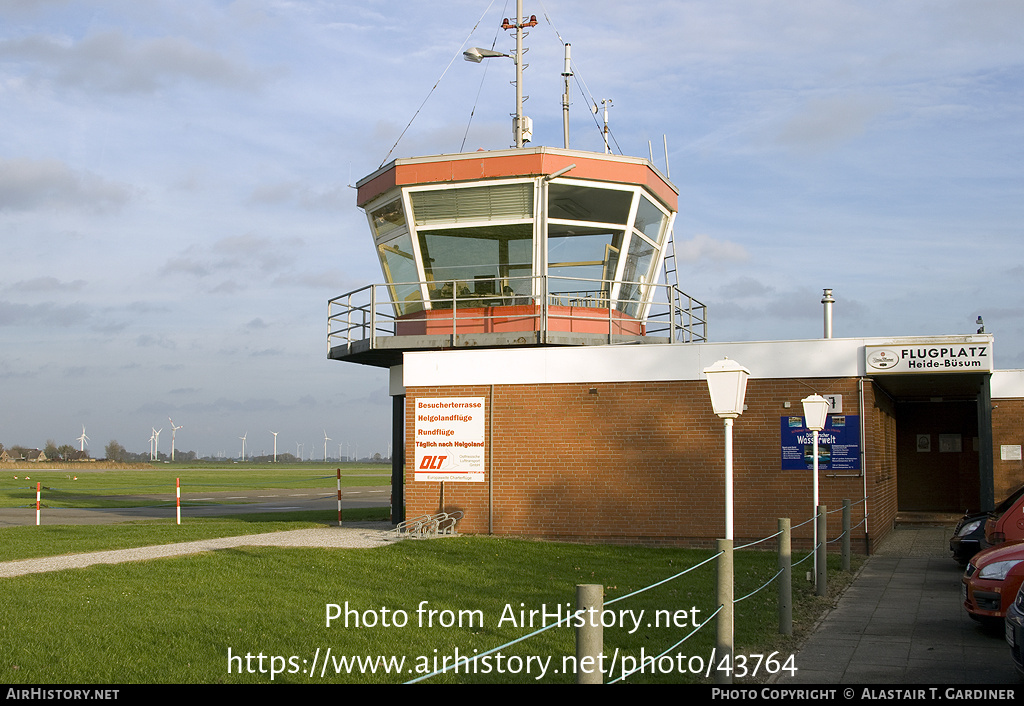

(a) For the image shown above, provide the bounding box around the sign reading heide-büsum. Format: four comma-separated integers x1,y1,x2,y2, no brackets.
865,340,993,374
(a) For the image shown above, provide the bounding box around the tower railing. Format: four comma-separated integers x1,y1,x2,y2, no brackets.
328,274,707,354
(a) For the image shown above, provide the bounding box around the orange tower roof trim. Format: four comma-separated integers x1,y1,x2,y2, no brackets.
356,146,679,211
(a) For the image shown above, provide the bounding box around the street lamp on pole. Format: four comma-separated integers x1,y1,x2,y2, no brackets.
801,394,830,592
704,358,750,540
703,356,749,685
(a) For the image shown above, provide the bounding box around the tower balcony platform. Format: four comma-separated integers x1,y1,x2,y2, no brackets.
328,274,707,368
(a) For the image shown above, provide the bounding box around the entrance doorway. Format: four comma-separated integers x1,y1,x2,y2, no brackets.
895,399,979,512
872,373,992,513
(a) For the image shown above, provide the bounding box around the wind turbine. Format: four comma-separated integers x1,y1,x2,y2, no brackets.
77,426,90,453
154,428,162,461
169,417,183,462
270,431,278,463
323,430,331,462
149,428,156,461
239,432,248,461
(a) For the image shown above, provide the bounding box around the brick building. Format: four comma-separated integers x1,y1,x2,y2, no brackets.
329,146,1024,554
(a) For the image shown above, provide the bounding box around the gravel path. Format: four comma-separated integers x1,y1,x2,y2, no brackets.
0,522,403,578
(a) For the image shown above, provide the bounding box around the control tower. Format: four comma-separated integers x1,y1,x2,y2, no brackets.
329,146,706,367
326,3,708,523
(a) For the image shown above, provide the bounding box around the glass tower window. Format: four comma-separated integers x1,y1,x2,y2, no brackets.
417,224,533,306
411,183,533,225
408,182,535,308
370,199,406,241
548,184,632,224
547,223,622,302
366,172,673,322
377,234,423,315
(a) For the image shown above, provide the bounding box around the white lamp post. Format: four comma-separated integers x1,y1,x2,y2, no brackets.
704,358,750,540
801,394,830,589
703,357,749,684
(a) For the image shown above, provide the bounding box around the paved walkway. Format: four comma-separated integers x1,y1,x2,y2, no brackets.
0,522,400,578
776,525,1018,684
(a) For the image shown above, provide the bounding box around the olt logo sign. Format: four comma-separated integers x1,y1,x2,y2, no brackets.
419,455,449,470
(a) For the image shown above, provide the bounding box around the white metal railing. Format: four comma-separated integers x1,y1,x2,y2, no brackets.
328,274,707,352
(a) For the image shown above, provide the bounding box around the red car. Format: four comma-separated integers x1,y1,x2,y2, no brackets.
963,541,1024,621
986,493,1024,546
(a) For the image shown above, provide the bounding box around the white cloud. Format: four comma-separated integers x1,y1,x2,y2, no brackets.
249,181,351,211
0,158,132,212
0,300,90,326
0,30,268,93
675,234,749,263
7,276,86,293
772,93,893,153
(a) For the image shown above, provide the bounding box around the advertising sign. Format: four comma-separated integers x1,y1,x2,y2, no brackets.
414,397,486,482
781,415,860,471
865,343,992,374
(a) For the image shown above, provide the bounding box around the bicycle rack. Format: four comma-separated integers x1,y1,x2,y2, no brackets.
393,511,463,538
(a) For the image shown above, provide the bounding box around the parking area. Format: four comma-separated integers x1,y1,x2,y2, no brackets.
776,525,1020,684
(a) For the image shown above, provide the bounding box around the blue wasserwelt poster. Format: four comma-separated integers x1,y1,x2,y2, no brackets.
780,415,860,471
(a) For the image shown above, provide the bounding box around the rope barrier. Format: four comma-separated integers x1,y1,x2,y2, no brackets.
607,604,724,684
736,528,783,550
605,550,723,607
735,568,786,604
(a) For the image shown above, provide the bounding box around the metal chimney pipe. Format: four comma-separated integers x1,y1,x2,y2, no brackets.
821,288,835,339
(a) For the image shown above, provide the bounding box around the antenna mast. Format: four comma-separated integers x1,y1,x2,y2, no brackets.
562,43,572,148
503,0,538,147
594,99,613,154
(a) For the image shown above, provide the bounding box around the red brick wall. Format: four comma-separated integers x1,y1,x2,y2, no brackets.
405,377,896,553
993,399,1024,500
863,382,897,545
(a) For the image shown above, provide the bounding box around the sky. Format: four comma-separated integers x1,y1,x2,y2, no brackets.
1,0,1022,458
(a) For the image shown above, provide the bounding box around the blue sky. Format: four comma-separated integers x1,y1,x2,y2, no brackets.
1,0,1021,457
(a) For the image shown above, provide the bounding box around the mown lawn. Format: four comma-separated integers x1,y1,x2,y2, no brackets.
0,532,857,684
0,464,388,509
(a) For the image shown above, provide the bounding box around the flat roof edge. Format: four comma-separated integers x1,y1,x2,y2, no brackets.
401,334,996,388
356,146,678,209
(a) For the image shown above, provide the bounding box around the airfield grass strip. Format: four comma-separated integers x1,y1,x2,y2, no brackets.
0,509,388,562
0,465,389,509
0,535,856,684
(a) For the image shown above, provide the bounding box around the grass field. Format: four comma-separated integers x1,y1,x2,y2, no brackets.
0,465,859,684
0,462,389,509
0,532,854,684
